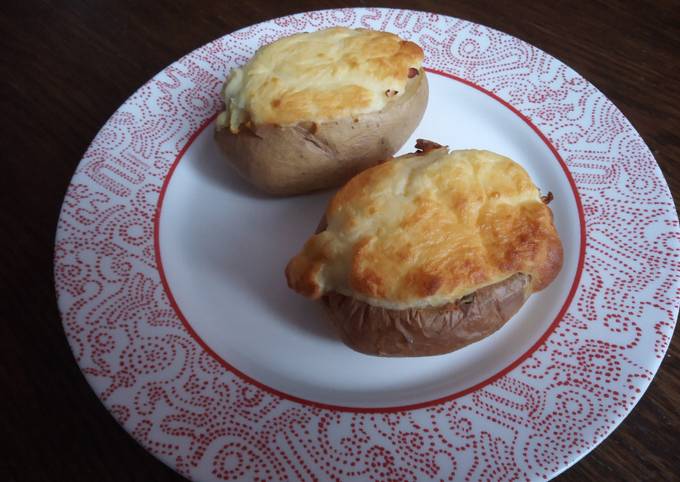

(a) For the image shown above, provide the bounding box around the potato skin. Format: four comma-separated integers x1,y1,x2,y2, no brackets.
322,273,531,357
214,72,429,196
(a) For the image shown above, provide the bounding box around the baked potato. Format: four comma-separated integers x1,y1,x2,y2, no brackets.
285,141,563,356
215,27,428,196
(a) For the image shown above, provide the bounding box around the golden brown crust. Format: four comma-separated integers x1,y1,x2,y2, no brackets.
218,27,425,131
285,145,563,309
284,255,323,299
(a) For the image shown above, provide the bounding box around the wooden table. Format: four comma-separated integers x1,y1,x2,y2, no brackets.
3,1,678,480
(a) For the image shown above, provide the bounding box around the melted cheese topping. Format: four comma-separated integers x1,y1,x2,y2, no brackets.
217,27,424,133
286,148,563,309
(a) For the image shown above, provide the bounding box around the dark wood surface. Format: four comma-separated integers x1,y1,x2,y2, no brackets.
2,1,679,480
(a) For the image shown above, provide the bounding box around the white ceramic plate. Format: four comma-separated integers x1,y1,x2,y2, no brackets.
55,8,679,481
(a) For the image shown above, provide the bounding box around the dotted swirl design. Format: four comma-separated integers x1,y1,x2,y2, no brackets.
54,8,679,481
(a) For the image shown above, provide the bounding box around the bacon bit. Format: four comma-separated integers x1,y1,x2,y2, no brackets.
415,139,444,154
385,89,398,97
541,192,554,204
408,67,419,78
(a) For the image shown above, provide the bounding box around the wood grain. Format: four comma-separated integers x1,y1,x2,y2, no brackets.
1,0,678,480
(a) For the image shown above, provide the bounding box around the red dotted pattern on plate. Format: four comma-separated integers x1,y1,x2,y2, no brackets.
54,8,679,481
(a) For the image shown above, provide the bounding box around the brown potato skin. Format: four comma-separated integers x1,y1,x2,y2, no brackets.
322,273,531,357
214,72,429,196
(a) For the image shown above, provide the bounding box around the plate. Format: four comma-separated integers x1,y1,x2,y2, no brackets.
54,8,679,480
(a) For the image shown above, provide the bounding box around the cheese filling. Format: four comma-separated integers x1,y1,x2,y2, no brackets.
217,27,424,133
286,148,562,310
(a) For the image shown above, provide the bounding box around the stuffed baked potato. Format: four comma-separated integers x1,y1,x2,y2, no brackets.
215,27,428,195
285,141,563,356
